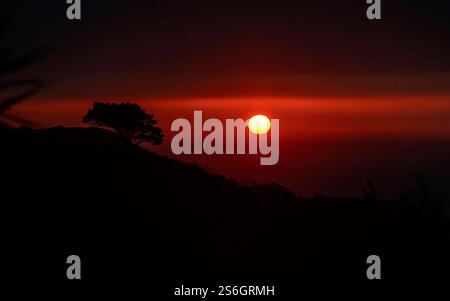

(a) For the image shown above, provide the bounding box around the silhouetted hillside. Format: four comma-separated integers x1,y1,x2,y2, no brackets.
1,126,449,285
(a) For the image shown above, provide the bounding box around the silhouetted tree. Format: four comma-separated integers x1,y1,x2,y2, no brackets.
82,102,164,145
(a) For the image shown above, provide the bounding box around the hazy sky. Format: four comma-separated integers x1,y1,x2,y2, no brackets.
8,0,450,99
5,0,450,198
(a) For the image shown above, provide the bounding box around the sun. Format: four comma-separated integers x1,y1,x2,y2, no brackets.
248,114,271,134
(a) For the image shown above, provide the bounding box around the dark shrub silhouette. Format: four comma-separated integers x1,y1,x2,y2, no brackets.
82,102,164,145
361,180,379,201
398,172,443,218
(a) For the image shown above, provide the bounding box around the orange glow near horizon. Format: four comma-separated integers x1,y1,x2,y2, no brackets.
10,96,450,139
8,95,450,196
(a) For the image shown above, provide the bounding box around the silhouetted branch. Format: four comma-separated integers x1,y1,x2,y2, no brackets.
0,79,44,113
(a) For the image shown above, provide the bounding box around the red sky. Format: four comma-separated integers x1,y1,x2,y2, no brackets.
4,0,450,198
12,96,450,138
11,95,450,197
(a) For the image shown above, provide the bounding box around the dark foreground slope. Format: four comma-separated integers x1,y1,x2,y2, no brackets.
1,126,449,284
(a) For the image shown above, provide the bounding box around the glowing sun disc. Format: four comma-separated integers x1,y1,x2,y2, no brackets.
248,114,271,134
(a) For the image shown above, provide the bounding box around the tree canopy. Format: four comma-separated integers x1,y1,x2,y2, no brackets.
82,102,164,145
